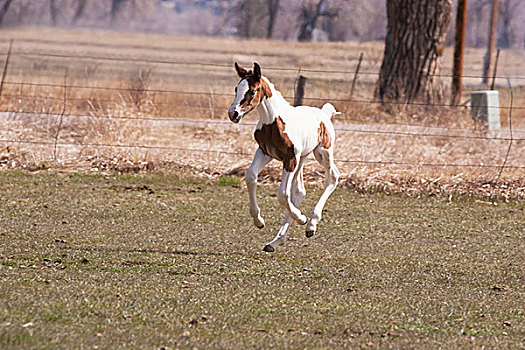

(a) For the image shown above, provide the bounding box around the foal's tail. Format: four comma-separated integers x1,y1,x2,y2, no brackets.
321,103,340,119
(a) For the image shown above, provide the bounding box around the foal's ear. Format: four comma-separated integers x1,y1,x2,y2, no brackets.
253,62,261,79
235,62,248,78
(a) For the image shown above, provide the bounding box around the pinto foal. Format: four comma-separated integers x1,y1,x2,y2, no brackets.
228,62,340,252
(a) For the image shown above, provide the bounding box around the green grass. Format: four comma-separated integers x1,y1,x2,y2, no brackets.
0,171,524,349
216,175,241,187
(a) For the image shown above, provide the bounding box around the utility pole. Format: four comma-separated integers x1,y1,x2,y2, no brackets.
450,0,468,106
482,0,498,85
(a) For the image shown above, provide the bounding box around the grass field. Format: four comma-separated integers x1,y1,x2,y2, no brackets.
1,171,524,348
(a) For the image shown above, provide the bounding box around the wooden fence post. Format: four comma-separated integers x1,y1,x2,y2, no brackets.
490,49,500,91
294,75,307,107
0,38,13,98
350,52,363,101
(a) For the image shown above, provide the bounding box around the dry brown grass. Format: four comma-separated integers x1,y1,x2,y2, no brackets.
0,27,524,199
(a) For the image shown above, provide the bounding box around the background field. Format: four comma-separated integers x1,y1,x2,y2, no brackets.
1,27,524,122
0,171,524,349
0,27,524,201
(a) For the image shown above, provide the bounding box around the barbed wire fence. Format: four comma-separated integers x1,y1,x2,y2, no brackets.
0,38,523,193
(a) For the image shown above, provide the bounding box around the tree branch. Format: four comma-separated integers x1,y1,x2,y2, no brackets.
0,0,13,26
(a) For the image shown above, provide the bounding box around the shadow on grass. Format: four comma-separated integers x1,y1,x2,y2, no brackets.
57,243,222,257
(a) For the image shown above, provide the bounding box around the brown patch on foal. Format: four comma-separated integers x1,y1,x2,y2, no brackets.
318,122,332,149
246,75,272,98
238,76,273,112
259,78,272,98
254,116,297,172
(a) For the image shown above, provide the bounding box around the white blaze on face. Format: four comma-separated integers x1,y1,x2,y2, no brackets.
229,79,249,117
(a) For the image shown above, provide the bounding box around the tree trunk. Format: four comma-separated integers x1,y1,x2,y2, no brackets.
497,17,511,48
298,0,329,42
375,0,452,104
73,0,87,24
111,0,126,23
266,0,279,39
50,0,58,25
497,0,514,49
0,0,13,26
237,1,264,38
297,19,315,42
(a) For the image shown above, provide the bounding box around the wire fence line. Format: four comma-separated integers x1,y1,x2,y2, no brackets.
492,78,517,195
6,71,525,135
2,39,525,80
8,50,525,81
5,106,525,138
0,40,523,177
1,108,525,142
0,38,372,67
2,137,524,170
2,80,523,112
1,107,523,171
0,138,253,156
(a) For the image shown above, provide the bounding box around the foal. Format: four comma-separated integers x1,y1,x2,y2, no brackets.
228,62,340,252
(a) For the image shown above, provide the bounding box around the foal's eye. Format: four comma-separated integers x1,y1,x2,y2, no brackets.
251,90,257,96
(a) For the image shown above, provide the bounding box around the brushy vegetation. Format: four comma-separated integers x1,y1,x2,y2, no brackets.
0,171,524,349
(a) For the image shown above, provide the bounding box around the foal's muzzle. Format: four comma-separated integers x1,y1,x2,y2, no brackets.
228,110,241,123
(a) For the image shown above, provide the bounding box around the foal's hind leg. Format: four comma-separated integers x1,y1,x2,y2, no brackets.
264,158,307,252
277,159,308,225
306,146,340,237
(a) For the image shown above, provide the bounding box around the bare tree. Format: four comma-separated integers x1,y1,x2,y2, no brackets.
497,0,520,48
297,0,337,42
376,0,452,104
232,0,266,38
50,0,58,25
0,0,13,26
228,0,281,39
266,0,280,39
321,0,386,42
73,0,88,24
468,0,490,47
110,0,151,26
111,0,132,24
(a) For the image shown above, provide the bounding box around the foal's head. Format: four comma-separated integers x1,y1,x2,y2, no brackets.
228,62,272,123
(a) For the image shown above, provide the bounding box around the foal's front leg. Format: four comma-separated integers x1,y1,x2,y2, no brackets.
245,148,272,228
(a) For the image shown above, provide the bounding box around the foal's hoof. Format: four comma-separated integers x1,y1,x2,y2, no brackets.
296,214,308,225
263,244,275,252
305,219,317,237
254,217,265,229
